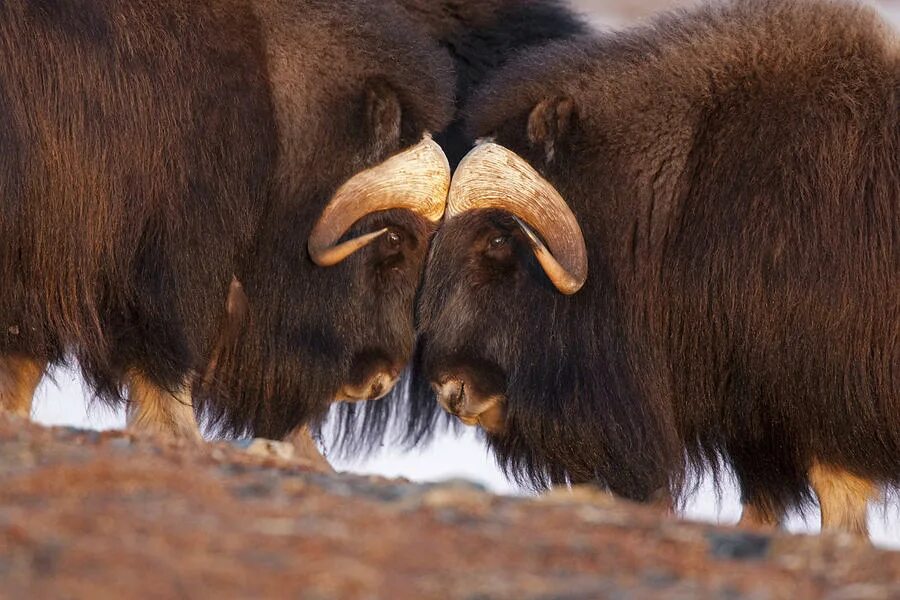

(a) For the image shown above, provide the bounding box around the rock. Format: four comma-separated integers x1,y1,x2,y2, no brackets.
0,414,897,598
245,438,296,461
706,531,772,561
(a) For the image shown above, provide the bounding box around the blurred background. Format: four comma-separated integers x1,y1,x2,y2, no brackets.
31,0,900,548
574,0,899,25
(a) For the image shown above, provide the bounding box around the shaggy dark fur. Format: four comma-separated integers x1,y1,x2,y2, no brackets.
0,0,453,440
416,0,899,507
395,0,588,167
327,0,588,456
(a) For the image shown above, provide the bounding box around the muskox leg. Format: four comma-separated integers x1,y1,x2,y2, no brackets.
649,487,676,517
0,356,45,418
808,462,874,537
738,498,783,529
126,372,201,441
284,426,335,474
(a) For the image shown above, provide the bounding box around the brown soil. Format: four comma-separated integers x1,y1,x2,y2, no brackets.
0,416,897,599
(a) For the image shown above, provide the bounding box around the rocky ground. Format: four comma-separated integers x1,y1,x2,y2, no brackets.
0,417,897,599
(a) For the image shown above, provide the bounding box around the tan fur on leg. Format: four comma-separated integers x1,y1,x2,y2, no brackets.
284,426,335,474
739,500,782,529
0,356,45,418
809,462,874,538
649,487,676,517
126,372,201,441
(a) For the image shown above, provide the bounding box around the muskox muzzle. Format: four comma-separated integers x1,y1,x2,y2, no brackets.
308,135,451,267
432,377,506,434
336,351,402,402
447,141,588,294
336,370,400,402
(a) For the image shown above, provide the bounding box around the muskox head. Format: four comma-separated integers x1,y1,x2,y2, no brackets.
306,132,451,403
426,137,588,429
197,1,455,442
415,85,678,498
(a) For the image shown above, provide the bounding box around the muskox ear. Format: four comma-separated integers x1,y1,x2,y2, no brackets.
365,79,402,155
527,96,577,162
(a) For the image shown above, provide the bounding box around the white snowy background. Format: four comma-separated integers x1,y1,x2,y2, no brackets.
29,0,900,549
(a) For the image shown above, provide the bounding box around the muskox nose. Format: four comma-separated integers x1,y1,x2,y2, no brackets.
433,379,465,415
336,367,401,402
432,377,506,433
366,370,399,400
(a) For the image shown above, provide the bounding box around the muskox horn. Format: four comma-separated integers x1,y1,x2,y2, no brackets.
447,142,587,294
308,135,451,267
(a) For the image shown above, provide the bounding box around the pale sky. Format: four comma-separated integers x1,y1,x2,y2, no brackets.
24,0,900,550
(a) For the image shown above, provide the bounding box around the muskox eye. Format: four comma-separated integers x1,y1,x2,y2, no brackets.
387,231,402,247
489,235,508,250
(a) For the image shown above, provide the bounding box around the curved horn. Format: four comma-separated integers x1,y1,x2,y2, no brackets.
308,135,451,267
447,142,587,295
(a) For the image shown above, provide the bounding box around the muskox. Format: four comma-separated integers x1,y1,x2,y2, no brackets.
0,0,454,447
416,0,899,536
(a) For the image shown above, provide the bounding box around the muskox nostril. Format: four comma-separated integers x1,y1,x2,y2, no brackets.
433,380,456,413
451,382,465,411
369,381,384,399
435,380,464,414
